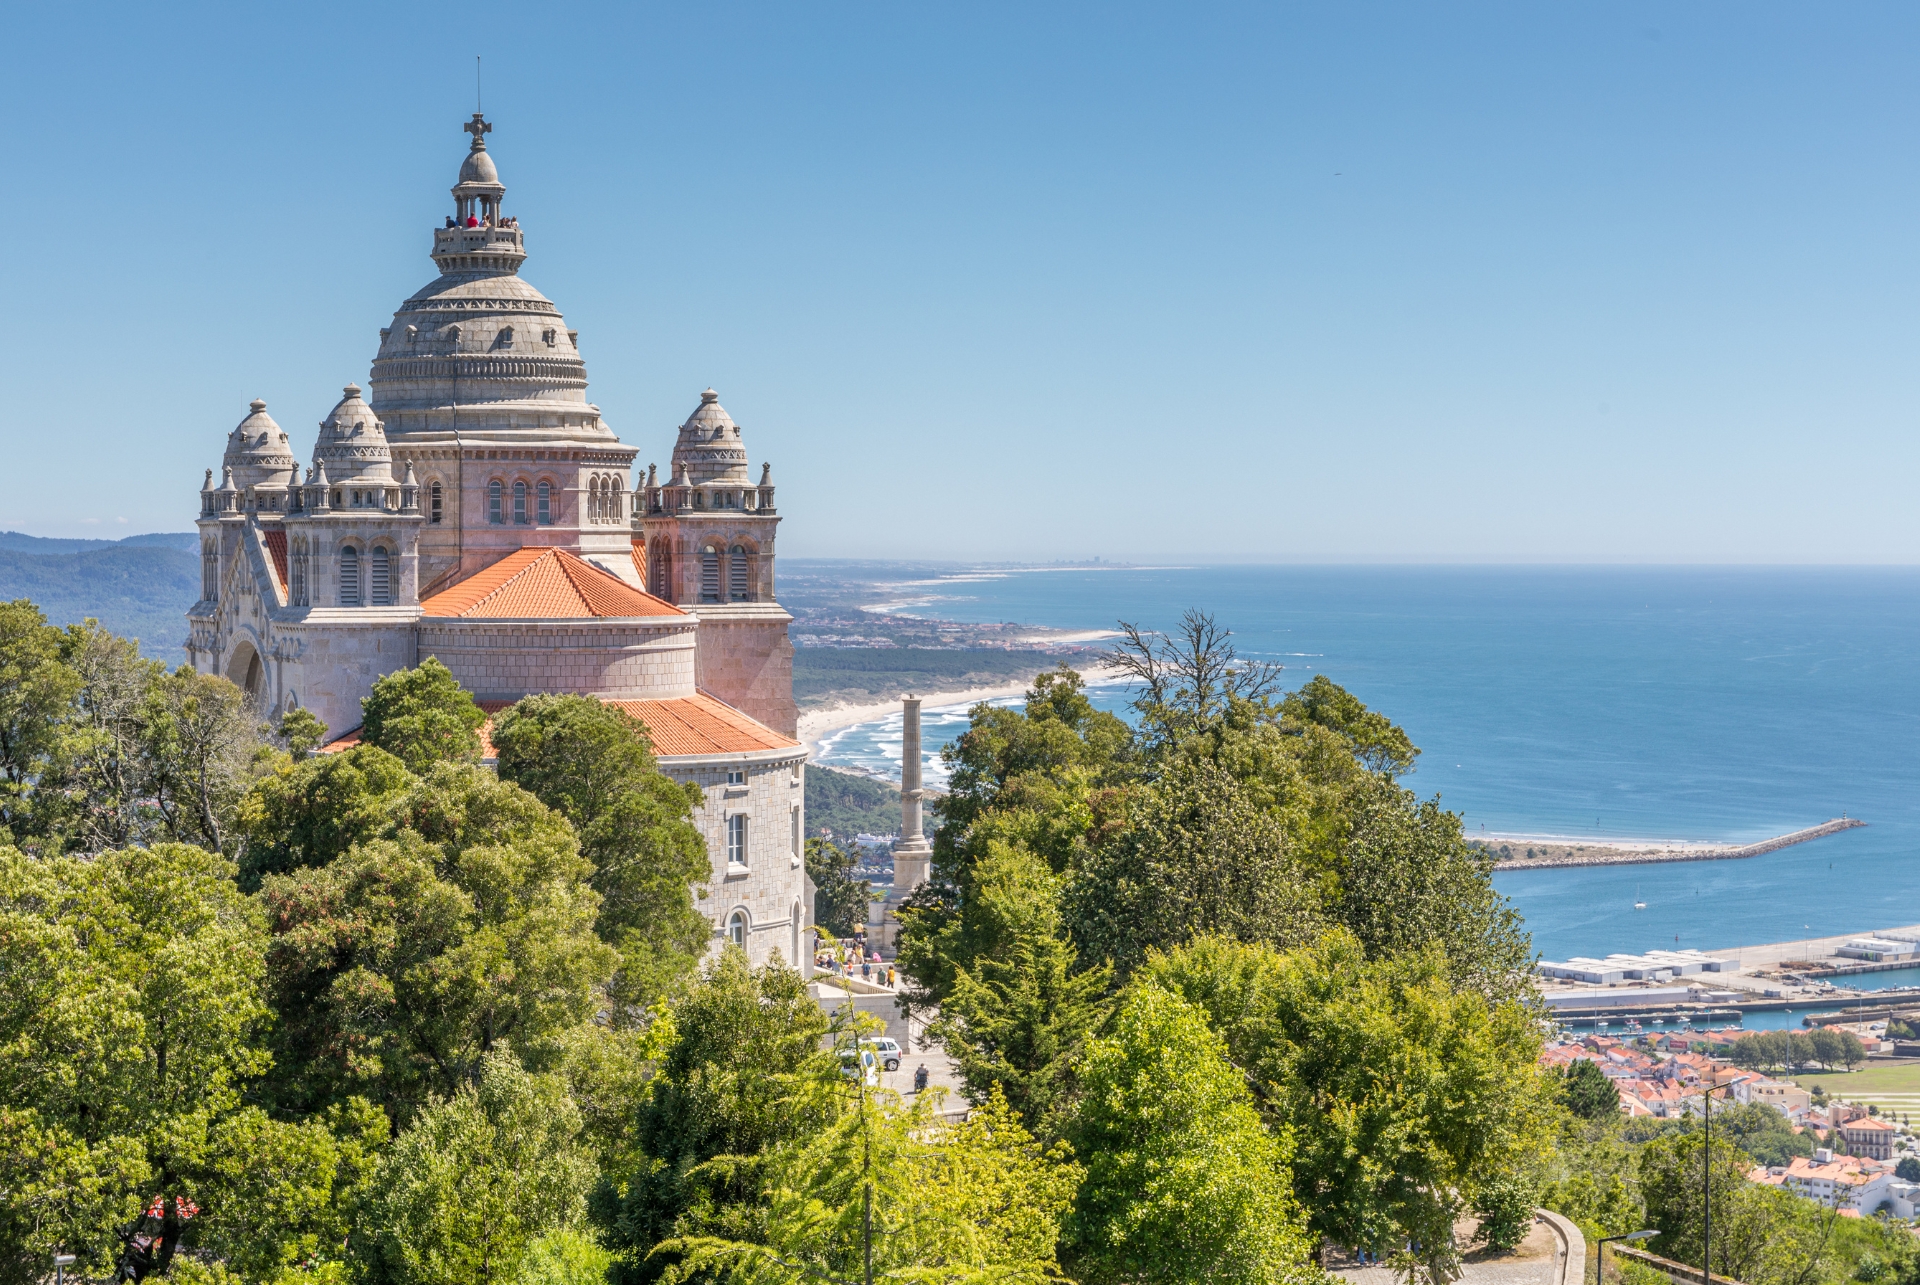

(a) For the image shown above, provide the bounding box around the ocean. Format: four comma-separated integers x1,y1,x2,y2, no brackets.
807,564,1920,963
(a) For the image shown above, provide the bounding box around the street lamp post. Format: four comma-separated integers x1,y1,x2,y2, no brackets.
1589,1229,1666,1275
1595,1231,1659,1285
54,1256,76,1285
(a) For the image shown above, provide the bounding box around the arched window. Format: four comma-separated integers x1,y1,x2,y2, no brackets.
728,545,750,601
369,546,392,606
728,911,747,948
652,543,672,599
728,813,748,866
429,481,443,524
537,480,551,524
513,480,528,524
488,479,503,524
339,546,361,606
290,537,307,606
609,477,623,523
701,545,720,602
202,542,217,601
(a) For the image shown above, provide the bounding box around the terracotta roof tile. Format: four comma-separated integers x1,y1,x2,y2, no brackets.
420,547,684,619
263,529,288,595
319,694,794,761
607,693,800,756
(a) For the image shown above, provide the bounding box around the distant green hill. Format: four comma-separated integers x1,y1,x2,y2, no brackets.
0,530,198,554
0,544,199,668
805,765,905,841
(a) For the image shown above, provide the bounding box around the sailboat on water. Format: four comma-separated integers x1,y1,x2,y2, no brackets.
1633,884,1647,910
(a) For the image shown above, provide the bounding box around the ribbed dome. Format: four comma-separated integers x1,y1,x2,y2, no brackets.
459,147,500,187
222,398,298,489
313,384,396,485
671,389,753,485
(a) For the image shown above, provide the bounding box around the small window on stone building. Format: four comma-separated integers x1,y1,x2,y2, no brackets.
729,545,750,601
701,546,720,602
790,806,800,858
339,546,361,607
513,481,528,524
728,911,747,947
728,814,748,866
429,481,442,524
370,547,392,606
537,480,551,524
489,480,503,524
727,768,746,785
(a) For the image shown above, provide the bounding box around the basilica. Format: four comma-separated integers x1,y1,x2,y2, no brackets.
187,115,810,969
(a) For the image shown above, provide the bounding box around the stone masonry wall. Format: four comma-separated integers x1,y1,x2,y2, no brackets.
665,752,810,971
417,619,698,701
694,609,797,736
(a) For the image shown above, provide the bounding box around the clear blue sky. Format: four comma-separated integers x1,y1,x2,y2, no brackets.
3,3,1916,561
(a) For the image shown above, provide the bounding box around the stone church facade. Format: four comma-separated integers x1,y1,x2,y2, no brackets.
187,115,809,970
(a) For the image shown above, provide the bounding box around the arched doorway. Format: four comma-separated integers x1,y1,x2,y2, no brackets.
224,640,265,709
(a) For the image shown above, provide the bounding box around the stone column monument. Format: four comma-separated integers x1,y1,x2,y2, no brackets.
894,694,933,898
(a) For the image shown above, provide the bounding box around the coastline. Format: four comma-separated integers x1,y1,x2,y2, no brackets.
1484,818,1865,871
797,661,1127,762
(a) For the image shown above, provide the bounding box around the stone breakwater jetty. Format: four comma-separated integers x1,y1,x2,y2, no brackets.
1485,817,1865,871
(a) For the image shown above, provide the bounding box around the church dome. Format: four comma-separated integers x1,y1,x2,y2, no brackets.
222,398,299,489
313,384,396,485
671,389,753,485
366,114,611,446
459,147,500,186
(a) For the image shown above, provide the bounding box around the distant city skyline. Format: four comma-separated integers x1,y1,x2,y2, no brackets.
3,3,1918,562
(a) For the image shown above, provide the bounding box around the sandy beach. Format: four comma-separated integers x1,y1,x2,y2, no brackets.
797,661,1127,760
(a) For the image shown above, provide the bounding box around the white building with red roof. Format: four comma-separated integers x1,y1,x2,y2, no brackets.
189,115,809,969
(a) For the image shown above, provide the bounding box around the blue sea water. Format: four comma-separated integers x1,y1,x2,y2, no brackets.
807,564,1920,963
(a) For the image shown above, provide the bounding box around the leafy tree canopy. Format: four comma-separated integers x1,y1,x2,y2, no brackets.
804,836,869,939
1062,981,1316,1285
360,658,486,774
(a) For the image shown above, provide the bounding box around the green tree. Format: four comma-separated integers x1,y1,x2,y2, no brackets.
1472,1174,1536,1253
1104,610,1286,750
278,707,330,757
1280,673,1420,777
1062,982,1316,1285
236,744,416,889
0,600,82,848
358,1049,597,1285
662,1084,1080,1285
0,842,358,1283
805,836,869,938
139,666,262,854
1143,932,1552,1285
360,658,486,773
926,842,1112,1133
50,621,164,852
1811,1027,1846,1070
1064,757,1323,979
1556,1058,1621,1121
595,951,840,1285
493,694,712,1011
1331,778,1534,999
258,766,616,1123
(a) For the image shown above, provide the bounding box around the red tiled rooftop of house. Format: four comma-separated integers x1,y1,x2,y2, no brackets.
419,547,685,619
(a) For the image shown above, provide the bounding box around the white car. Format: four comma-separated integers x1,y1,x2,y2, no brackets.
839,1047,879,1086
861,1037,903,1072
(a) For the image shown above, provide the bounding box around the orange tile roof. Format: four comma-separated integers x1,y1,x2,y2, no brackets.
263,529,288,594
420,547,685,619
607,693,800,756
318,693,795,760
631,537,647,585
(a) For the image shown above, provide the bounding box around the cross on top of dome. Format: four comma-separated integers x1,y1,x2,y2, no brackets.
464,113,492,150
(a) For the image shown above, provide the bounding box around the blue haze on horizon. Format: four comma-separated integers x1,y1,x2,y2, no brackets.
2,4,1918,562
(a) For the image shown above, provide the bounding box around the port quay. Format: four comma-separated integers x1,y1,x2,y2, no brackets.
1536,926,1920,1028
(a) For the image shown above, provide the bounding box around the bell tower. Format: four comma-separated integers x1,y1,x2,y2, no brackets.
637,389,795,735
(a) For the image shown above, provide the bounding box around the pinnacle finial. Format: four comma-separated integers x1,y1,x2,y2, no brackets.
465,113,492,150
